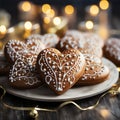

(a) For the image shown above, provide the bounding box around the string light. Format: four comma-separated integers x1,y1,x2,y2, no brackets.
64,5,74,15
0,82,120,119
117,67,120,72
0,25,7,34
0,25,7,39
48,9,55,18
53,17,61,26
43,17,51,24
45,9,55,18
90,5,99,16
24,21,32,30
85,21,94,30
42,4,51,14
20,1,32,12
48,28,57,33
99,0,109,10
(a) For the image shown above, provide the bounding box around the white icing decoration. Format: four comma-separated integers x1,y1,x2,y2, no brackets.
38,48,84,92
105,38,120,61
9,57,40,86
6,39,45,62
81,54,105,81
28,33,59,48
60,36,78,49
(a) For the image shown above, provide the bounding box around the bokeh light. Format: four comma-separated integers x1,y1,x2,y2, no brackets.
99,0,109,10
90,5,99,16
21,1,32,12
42,4,51,14
0,25,7,34
53,17,61,26
64,5,74,15
24,21,32,30
46,9,55,18
100,109,110,118
44,17,51,24
85,21,94,30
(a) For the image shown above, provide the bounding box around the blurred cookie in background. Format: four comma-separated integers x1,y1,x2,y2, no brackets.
103,38,120,67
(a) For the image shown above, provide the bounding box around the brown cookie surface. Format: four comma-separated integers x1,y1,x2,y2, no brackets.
56,30,103,57
83,32,104,48
4,39,45,64
9,56,42,89
76,54,110,85
56,35,79,52
36,48,86,95
103,38,120,66
28,33,59,48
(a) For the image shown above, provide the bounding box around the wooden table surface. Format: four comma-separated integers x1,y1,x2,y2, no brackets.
0,76,120,120
0,52,120,120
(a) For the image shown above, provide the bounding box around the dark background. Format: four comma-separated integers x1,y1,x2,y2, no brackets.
0,0,120,28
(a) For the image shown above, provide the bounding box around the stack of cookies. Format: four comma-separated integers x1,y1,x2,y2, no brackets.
3,30,111,95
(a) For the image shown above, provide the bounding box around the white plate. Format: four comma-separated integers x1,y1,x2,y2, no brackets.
1,58,119,102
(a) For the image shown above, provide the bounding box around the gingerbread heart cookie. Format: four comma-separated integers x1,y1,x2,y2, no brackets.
103,38,120,66
83,32,104,48
36,48,85,95
4,39,45,64
79,42,103,58
56,31,103,57
65,30,84,41
9,56,42,89
28,33,59,48
56,35,79,52
76,54,109,86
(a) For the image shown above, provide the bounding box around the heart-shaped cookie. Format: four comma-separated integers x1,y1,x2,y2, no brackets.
56,30,103,57
28,33,59,48
76,54,109,86
4,39,45,64
36,48,85,95
56,35,79,52
9,56,42,89
103,38,120,66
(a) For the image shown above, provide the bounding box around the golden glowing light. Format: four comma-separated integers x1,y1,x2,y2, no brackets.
117,67,120,72
24,21,32,30
53,17,61,26
7,27,15,33
49,9,55,17
90,5,99,16
48,27,57,33
45,9,55,18
65,5,74,15
44,17,51,24
98,25,109,40
0,41,3,49
85,21,94,30
100,109,110,118
21,1,32,12
99,0,109,10
0,25,7,34
42,4,51,14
